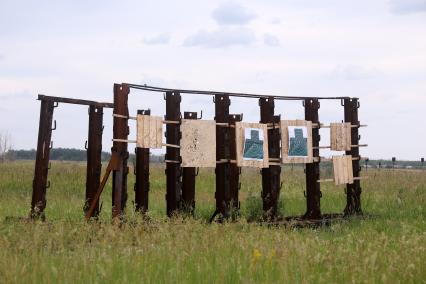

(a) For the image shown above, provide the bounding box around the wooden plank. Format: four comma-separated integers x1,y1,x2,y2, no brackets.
333,156,340,185
235,122,269,168
330,122,351,151
136,115,163,148
281,120,313,164
143,115,150,148
181,119,216,167
332,155,354,185
148,116,156,147
347,155,354,184
156,116,163,148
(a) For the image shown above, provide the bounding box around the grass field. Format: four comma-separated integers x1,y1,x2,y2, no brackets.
0,161,425,283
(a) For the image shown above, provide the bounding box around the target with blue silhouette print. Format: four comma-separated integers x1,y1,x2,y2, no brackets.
243,128,264,160
281,120,313,164
288,126,308,157
235,122,269,168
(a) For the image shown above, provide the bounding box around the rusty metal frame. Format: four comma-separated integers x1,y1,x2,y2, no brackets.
30,82,364,224
165,91,183,216
111,84,130,219
229,113,242,218
134,109,151,214
343,98,362,215
304,98,322,219
259,97,282,220
84,105,104,218
181,111,198,215
30,95,113,220
213,94,231,220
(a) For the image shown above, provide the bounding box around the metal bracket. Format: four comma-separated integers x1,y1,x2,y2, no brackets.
51,120,56,131
84,140,88,150
49,141,53,149
53,102,59,108
46,180,51,189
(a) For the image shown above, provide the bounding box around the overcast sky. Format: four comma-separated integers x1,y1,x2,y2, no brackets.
0,0,425,160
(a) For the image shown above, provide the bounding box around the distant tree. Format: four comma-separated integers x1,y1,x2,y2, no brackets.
0,132,13,162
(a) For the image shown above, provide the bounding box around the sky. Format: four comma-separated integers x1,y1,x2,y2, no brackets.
0,0,425,160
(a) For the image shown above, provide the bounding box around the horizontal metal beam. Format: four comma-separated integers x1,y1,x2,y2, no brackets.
38,95,114,108
124,83,355,101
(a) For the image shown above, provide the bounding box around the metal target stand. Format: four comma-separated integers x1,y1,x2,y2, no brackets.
29,83,367,226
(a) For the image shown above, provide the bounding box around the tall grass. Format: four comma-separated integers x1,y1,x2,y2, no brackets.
0,161,425,283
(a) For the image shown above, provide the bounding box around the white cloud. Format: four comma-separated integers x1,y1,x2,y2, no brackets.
143,33,171,45
183,27,256,48
329,64,381,80
212,2,256,25
270,18,282,25
263,34,280,47
389,0,426,14
0,0,425,159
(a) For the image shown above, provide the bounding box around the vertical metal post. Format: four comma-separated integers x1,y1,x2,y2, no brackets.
229,113,242,216
165,91,182,216
134,109,150,214
112,83,130,219
30,99,55,219
259,97,281,220
181,111,197,215
214,94,231,219
304,98,321,219
343,98,362,215
84,105,104,218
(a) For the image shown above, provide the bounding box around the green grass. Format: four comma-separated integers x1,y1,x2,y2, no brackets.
0,161,425,283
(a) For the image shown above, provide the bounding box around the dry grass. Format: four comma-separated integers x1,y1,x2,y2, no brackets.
0,161,425,283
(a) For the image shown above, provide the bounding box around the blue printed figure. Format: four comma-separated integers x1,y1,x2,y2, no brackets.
289,128,307,156
243,129,264,160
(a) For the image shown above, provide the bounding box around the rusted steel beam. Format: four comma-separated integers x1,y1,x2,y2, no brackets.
304,98,321,219
127,83,352,101
84,105,104,218
30,99,55,219
214,94,231,220
134,109,151,214
111,84,130,219
38,95,114,108
181,111,197,215
85,152,120,221
259,97,282,220
343,98,362,215
165,91,182,216
229,113,242,217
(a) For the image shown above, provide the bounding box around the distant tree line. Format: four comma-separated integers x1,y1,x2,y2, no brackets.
7,148,165,163
3,148,425,168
